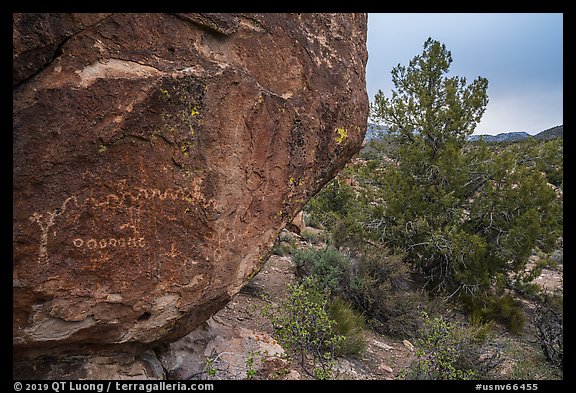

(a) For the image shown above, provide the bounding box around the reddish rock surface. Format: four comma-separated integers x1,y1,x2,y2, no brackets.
13,13,368,365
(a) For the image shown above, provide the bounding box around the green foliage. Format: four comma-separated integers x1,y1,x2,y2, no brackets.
265,277,345,379
535,138,563,188
344,37,564,333
331,215,369,250
328,297,367,357
305,178,356,231
282,247,367,359
272,231,297,256
360,133,399,161
371,37,489,150
501,137,563,188
204,356,218,378
456,316,502,376
293,243,423,340
272,242,295,257
293,246,350,294
245,351,259,380
465,294,525,335
405,311,498,380
346,244,424,338
300,228,321,244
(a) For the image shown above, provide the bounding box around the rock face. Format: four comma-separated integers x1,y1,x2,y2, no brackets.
159,317,285,380
13,13,368,363
286,210,306,234
13,351,166,380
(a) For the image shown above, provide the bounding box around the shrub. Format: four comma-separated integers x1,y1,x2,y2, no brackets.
534,293,563,369
346,244,423,338
301,228,320,244
304,178,356,231
272,231,296,256
454,316,501,377
369,38,562,314
405,312,485,380
466,294,525,335
331,215,369,250
264,277,344,380
292,246,350,294
328,297,367,357
278,242,296,256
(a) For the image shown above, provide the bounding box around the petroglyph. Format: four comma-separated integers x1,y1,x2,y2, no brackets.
72,237,146,249
118,205,143,236
164,243,180,259
28,196,78,265
86,178,209,212
26,179,208,261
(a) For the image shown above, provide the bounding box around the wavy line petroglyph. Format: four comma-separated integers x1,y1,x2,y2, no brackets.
86,179,209,211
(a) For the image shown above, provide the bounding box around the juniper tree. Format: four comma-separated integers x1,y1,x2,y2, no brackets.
367,38,562,317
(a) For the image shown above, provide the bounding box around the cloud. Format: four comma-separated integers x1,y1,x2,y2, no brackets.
366,13,563,135
475,86,563,135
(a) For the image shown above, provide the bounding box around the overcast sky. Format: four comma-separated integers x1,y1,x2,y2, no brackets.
366,13,563,135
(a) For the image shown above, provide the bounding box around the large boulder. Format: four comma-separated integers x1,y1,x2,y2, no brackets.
13,13,368,361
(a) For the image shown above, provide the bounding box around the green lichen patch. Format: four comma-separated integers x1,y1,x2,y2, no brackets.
180,142,193,156
335,127,348,145
159,88,171,99
156,76,206,141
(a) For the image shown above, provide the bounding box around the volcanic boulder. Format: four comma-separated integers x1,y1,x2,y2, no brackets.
13,13,368,358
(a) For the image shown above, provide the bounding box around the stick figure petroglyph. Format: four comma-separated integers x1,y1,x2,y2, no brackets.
28,195,78,265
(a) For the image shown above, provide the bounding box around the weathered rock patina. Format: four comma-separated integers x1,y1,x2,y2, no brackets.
13,13,368,367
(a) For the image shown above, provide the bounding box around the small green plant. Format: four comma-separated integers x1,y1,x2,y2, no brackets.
346,244,423,338
270,368,289,380
272,242,294,257
292,246,350,294
466,294,525,335
405,312,476,380
264,276,344,380
204,356,218,378
245,350,259,379
329,297,367,357
272,230,297,256
301,228,320,244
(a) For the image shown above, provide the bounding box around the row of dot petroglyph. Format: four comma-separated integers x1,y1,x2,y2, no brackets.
72,237,146,249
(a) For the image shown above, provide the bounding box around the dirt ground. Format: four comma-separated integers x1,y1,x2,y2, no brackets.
215,254,418,379
211,234,563,380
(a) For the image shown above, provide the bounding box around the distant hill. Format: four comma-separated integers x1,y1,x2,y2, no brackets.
366,124,563,143
534,125,563,140
467,125,563,143
467,131,530,143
